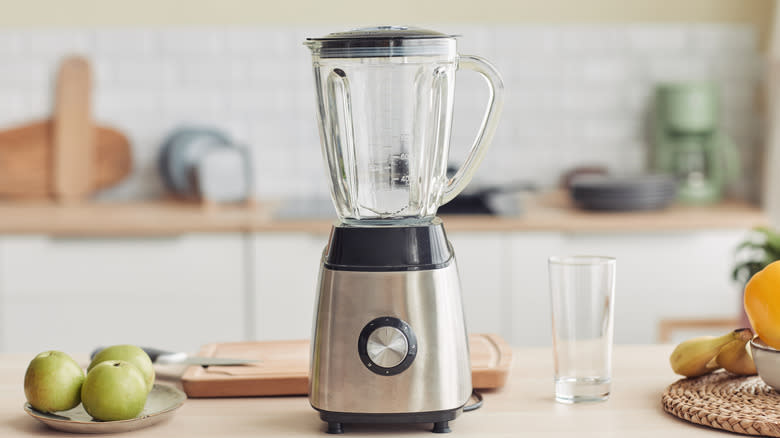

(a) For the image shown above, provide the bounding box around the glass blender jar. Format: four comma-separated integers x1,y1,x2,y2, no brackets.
305,26,504,434
305,26,503,225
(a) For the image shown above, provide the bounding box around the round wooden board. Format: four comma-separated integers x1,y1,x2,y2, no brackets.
663,372,780,436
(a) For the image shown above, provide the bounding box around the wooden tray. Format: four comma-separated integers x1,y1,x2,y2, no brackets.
663,372,780,436
181,333,512,398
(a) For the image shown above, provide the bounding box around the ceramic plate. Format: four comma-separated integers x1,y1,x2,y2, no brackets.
24,383,186,434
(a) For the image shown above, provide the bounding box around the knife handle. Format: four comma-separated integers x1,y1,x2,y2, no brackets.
89,346,174,363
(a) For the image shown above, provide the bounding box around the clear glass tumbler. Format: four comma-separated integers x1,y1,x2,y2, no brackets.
548,255,616,404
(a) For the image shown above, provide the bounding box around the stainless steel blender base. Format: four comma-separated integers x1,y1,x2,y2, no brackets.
309,261,472,431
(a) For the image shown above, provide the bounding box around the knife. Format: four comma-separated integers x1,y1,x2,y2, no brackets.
90,346,258,366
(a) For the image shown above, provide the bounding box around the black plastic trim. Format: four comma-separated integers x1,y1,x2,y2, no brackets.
315,406,461,425
326,260,452,272
357,317,417,376
324,220,453,271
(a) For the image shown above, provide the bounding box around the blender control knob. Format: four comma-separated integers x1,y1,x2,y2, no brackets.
358,316,417,376
366,326,408,368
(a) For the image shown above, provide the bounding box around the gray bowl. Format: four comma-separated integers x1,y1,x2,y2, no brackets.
750,337,780,390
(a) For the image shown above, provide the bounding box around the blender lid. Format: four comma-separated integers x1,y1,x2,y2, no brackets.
305,25,457,58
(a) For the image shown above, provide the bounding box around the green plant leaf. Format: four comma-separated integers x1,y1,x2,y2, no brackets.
732,226,780,285
755,226,780,252
736,241,768,252
732,261,765,284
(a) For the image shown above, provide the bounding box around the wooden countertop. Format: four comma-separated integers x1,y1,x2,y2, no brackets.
0,191,766,236
0,345,727,437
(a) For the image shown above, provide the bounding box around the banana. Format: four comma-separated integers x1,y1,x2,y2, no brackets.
669,329,744,377
715,328,757,375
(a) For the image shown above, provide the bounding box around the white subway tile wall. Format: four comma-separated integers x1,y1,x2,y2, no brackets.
0,24,762,200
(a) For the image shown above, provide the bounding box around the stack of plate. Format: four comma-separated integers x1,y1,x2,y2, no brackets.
569,174,678,211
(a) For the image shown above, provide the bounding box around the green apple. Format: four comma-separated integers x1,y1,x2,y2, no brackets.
88,345,155,393
24,351,85,413
81,360,148,421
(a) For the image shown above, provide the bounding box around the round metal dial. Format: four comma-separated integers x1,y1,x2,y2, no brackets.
357,316,417,376
366,326,408,368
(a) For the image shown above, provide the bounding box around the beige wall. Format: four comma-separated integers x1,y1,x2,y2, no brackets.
0,0,773,47
0,0,773,35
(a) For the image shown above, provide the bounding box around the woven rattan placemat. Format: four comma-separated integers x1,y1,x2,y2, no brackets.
663,372,780,436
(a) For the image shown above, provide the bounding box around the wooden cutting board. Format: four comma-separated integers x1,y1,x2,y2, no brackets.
0,120,131,198
181,333,512,398
53,56,94,201
0,55,132,199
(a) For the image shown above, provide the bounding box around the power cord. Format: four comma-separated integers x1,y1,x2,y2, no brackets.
463,390,484,412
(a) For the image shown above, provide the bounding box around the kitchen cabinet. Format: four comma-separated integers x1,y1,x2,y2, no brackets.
0,212,754,353
250,228,746,347
251,232,327,341
506,232,562,346
449,233,507,336
0,234,246,353
507,230,746,346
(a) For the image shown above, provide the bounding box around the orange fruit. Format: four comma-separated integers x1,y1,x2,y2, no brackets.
744,260,780,349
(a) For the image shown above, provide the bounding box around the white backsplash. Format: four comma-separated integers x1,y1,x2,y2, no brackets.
0,24,762,201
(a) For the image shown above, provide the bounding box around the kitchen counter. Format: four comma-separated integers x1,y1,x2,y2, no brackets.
0,191,766,236
0,345,733,437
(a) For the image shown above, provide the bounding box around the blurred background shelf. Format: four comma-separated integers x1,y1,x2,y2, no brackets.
0,191,764,235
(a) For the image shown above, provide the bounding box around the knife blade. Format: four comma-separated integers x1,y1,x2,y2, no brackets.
90,346,258,366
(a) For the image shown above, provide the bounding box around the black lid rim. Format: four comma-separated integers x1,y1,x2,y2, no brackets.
306,25,456,42
324,259,453,272
307,35,455,42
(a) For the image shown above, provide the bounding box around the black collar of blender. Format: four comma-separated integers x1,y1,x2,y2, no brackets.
324,260,453,272
323,219,454,272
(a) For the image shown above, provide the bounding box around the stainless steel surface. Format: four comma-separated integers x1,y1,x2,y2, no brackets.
155,353,257,366
309,261,472,414
366,326,408,368
90,347,258,366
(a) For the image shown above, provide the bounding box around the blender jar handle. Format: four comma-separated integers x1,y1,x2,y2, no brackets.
325,68,359,214
441,55,505,205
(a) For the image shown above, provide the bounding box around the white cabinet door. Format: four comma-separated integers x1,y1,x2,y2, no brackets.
507,232,564,347
507,230,746,346
252,233,327,340
448,232,507,336
562,230,745,344
506,230,746,346
0,234,246,354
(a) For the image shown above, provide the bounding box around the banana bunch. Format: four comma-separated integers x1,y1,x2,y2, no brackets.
669,328,757,378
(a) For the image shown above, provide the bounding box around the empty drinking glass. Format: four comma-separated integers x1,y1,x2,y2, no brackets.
548,256,616,403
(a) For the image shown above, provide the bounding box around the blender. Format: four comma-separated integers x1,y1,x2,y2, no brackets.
304,26,504,434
